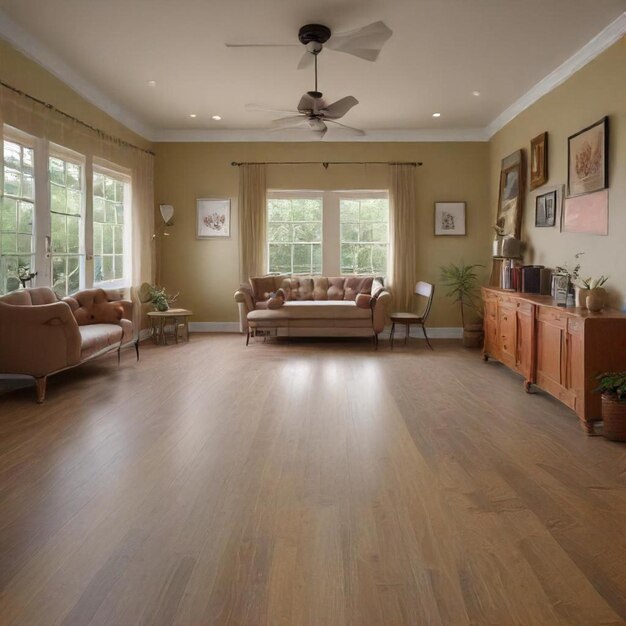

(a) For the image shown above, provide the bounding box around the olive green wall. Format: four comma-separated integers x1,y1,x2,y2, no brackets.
489,37,626,309
154,142,492,327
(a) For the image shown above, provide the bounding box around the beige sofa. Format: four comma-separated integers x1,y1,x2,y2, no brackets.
234,275,390,346
0,286,137,402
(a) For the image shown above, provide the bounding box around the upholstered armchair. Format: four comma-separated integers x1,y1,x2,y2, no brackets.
0,286,136,402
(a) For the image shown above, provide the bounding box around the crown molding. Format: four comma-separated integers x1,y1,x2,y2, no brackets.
150,127,490,142
0,8,155,140
486,11,626,139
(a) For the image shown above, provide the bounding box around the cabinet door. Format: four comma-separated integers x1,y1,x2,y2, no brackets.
483,297,498,357
498,305,517,368
515,305,535,381
565,318,585,413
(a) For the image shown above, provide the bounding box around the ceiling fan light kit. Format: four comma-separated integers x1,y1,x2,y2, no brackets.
236,20,391,138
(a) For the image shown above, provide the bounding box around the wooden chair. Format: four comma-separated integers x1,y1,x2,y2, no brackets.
390,281,435,349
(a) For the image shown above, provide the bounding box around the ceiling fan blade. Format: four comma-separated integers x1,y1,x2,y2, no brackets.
325,119,365,136
320,96,359,119
270,115,309,130
297,93,326,113
326,21,392,61
297,52,315,70
225,43,299,48
246,103,299,115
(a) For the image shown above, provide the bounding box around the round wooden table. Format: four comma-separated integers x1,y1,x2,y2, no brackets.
147,309,192,345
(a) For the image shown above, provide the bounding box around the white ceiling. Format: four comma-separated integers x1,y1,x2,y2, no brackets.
0,0,625,141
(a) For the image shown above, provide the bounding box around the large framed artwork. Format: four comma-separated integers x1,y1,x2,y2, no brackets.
197,198,231,238
496,150,524,239
567,116,608,197
530,132,548,190
562,189,608,235
434,202,466,235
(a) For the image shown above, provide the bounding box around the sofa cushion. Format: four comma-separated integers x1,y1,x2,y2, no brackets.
250,276,277,302
79,323,123,359
297,277,314,300
344,276,373,300
64,289,124,326
0,287,58,306
248,300,371,322
355,293,373,309
327,277,345,300
313,276,329,300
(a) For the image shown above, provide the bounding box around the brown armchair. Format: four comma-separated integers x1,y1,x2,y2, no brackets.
0,286,137,402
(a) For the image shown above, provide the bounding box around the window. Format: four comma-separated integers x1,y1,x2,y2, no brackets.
340,194,389,275
93,169,130,286
49,153,84,297
1,138,35,295
267,193,322,275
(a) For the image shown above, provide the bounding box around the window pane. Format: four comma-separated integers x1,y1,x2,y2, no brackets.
105,178,115,200
51,213,67,253
266,195,322,274
103,224,113,253
94,255,103,282
340,196,389,275
67,256,80,294
4,170,20,196
114,255,124,279
93,173,105,197
49,157,65,185
52,255,66,297
67,216,80,253
114,225,124,254
2,233,16,254
67,189,81,215
93,222,103,254
66,163,81,189
50,184,67,212
18,201,34,234
105,201,117,223
21,175,34,198
102,255,114,281
1,198,17,231
17,234,32,254
4,142,20,170
93,196,105,222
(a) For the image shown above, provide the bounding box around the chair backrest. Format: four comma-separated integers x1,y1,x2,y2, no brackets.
414,281,435,321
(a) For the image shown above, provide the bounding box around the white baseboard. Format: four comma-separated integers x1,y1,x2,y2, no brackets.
189,322,240,333
188,322,463,338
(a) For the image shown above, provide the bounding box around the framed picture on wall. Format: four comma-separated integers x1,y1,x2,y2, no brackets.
496,149,524,240
434,202,466,235
535,189,557,227
567,116,608,197
197,198,231,238
530,132,548,190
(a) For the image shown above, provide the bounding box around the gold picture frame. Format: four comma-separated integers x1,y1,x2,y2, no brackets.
530,132,548,190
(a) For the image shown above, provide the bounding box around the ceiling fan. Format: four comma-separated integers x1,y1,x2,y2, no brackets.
243,23,377,137
226,20,392,69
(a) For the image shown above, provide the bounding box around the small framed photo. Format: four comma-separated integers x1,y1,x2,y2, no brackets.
530,131,548,190
567,116,608,197
197,198,231,238
434,202,466,236
535,189,557,227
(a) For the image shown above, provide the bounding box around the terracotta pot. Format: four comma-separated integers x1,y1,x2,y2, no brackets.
586,287,606,312
601,394,626,441
463,323,484,348
575,287,589,308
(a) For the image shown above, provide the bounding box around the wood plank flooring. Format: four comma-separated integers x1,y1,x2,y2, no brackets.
1,334,625,625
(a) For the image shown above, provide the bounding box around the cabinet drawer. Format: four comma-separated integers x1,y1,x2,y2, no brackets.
537,307,567,328
515,301,533,315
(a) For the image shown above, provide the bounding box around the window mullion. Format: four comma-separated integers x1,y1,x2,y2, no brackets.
84,157,93,288
34,137,49,288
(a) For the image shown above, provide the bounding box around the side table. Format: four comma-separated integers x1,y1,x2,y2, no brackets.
147,309,193,345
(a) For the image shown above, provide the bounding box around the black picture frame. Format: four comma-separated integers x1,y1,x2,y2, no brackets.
535,190,557,227
567,116,608,197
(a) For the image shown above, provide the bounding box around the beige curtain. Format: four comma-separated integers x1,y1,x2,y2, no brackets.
238,163,267,280
388,163,417,311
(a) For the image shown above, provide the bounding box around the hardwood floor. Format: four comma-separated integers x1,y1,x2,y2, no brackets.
1,334,625,625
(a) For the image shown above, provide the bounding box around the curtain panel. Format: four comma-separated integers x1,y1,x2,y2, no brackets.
388,163,417,311
238,163,267,281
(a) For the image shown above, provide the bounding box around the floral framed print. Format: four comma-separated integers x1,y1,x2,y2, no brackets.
567,116,608,197
434,202,466,236
530,132,548,190
197,198,231,238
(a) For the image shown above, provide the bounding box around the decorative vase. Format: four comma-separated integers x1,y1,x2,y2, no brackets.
601,394,626,441
155,300,169,312
575,286,589,308
586,287,606,312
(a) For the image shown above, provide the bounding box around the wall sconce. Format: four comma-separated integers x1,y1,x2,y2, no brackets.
159,204,174,226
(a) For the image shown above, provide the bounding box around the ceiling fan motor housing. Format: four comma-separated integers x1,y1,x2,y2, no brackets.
298,24,331,45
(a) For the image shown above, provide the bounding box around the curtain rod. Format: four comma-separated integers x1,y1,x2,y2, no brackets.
231,160,422,168
0,79,155,156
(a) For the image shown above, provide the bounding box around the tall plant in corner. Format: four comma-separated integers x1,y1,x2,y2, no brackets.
440,263,483,330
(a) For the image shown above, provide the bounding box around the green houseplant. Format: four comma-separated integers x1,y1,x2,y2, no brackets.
440,263,484,347
595,372,626,441
147,285,178,312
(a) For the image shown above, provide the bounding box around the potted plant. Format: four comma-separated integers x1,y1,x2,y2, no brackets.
440,263,484,348
147,285,178,311
579,275,608,312
595,372,626,441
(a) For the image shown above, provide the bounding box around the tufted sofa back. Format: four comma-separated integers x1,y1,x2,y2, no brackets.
0,287,58,305
249,275,377,303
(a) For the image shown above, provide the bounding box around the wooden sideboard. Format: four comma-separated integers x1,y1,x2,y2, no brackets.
482,287,626,433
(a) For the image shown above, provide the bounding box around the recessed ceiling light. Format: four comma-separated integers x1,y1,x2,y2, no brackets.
147,80,156,87
472,90,481,97
189,113,197,118
211,115,222,121
432,112,441,118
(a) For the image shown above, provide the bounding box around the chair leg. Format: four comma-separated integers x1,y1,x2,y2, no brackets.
374,333,379,350
117,346,121,365
34,376,47,403
390,322,395,349
422,323,434,350
404,323,409,345
135,339,140,361
246,330,250,346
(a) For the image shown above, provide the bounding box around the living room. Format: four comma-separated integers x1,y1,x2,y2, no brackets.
1,1,626,624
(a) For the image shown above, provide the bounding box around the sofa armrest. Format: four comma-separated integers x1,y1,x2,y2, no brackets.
372,290,391,333
113,299,133,321
0,300,81,377
234,284,255,333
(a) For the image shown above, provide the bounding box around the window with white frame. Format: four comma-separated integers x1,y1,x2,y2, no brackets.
340,193,389,275
1,137,36,295
49,151,84,297
93,168,131,287
267,192,322,275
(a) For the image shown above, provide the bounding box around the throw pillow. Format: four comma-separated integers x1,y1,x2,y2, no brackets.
355,293,373,309
250,276,277,302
